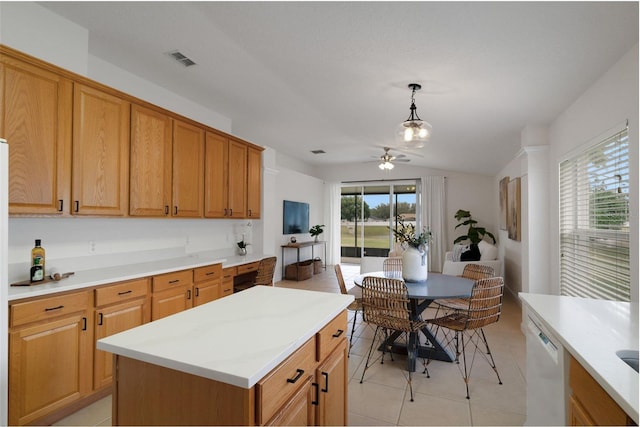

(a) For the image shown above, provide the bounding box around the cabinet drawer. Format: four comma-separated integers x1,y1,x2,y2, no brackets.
237,261,260,274
152,270,193,293
10,291,90,327
316,311,347,362
256,337,316,425
95,278,149,307
194,264,222,283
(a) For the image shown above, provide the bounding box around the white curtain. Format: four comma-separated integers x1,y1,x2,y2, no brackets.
422,176,446,272
326,182,342,265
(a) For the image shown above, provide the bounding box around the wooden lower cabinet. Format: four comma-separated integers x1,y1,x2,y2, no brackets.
568,355,633,426
93,278,150,390
265,376,315,426
193,264,222,306
8,291,93,426
315,342,348,426
151,269,193,320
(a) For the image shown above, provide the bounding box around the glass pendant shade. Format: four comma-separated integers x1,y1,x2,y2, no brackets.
395,83,432,148
395,119,432,148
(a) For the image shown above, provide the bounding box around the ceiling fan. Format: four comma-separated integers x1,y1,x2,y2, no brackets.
374,147,410,170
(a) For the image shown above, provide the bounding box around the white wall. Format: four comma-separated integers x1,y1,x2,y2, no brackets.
548,44,639,300
268,155,326,281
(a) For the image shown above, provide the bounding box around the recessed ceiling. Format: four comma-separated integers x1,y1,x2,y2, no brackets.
39,1,638,175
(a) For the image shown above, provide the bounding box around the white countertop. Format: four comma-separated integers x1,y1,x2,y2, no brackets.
97,286,354,389
519,293,639,423
8,251,266,301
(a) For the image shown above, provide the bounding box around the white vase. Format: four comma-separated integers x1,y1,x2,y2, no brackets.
402,246,428,282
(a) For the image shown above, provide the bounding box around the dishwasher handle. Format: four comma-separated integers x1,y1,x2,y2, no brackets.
527,316,559,364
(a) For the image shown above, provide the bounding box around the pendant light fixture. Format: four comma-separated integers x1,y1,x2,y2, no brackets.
395,83,432,148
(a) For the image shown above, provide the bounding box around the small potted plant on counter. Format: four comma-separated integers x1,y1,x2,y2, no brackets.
309,224,325,242
237,239,250,255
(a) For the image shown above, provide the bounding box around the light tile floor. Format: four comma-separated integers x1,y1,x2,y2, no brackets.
54,264,527,426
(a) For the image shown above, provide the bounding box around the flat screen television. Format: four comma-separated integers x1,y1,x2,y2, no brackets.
283,200,309,234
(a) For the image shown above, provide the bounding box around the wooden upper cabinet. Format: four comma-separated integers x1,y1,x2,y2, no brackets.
1,55,72,215
72,84,130,216
247,146,262,219
130,104,172,216
227,139,247,218
172,120,204,218
204,132,229,218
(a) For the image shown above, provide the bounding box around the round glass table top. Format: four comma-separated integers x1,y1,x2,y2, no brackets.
354,271,474,299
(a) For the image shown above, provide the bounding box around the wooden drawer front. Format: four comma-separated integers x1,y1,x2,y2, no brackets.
237,261,260,274
10,291,90,327
194,264,222,282
152,270,193,293
316,311,348,362
223,266,237,278
256,337,316,425
569,356,628,426
95,278,149,307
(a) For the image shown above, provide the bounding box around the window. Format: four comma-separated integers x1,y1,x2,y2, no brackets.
559,126,630,301
340,181,419,260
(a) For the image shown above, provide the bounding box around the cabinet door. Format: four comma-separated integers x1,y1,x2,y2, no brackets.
151,285,191,320
130,104,172,216
9,312,92,426
73,84,130,216
172,119,204,217
227,139,247,218
315,342,348,426
1,55,72,215
246,146,262,219
94,298,148,389
204,131,228,218
265,376,315,426
193,281,220,307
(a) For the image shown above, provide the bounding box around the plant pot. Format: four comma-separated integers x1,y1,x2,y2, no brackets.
402,246,428,282
314,236,319,242
238,247,247,255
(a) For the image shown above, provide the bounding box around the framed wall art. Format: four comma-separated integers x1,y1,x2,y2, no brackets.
508,177,521,241
499,176,509,230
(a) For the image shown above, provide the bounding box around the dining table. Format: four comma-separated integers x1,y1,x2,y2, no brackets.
354,271,475,372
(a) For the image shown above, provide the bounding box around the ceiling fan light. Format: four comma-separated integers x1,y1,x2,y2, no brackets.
379,160,394,170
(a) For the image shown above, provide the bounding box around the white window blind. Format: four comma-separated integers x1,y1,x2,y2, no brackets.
559,127,630,301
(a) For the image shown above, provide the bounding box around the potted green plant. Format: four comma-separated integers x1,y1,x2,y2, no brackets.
454,209,496,245
309,224,325,242
237,239,250,255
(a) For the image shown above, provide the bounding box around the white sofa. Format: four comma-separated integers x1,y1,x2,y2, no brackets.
441,242,501,276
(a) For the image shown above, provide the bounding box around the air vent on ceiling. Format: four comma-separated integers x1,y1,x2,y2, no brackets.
311,149,326,154
166,50,197,67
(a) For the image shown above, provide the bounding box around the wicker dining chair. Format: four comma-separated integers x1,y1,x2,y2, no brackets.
359,276,429,402
427,276,504,399
253,256,277,286
382,257,403,274
334,264,363,357
433,264,495,312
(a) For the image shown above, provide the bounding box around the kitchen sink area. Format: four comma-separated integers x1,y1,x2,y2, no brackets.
617,350,639,373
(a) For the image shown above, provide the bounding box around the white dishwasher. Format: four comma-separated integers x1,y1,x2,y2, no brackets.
524,311,568,426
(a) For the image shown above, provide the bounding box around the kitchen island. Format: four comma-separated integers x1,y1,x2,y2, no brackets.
520,293,638,425
98,285,354,425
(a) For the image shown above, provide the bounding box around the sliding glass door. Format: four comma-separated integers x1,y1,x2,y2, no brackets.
340,181,420,263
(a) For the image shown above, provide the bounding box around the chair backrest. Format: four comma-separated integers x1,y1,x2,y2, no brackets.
361,276,413,332
465,276,504,330
382,257,403,273
254,256,277,286
334,264,349,295
461,263,495,280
